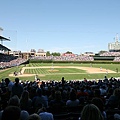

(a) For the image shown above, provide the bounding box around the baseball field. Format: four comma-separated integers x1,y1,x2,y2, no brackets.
0,63,120,81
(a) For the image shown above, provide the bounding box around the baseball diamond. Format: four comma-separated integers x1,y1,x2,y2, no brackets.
6,63,120,81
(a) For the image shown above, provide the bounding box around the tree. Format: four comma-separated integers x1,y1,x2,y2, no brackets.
46,51,51,56
51,52,60,56
66,51,72,54
98,50,107,55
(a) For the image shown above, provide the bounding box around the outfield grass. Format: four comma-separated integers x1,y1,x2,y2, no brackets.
0,63,120,81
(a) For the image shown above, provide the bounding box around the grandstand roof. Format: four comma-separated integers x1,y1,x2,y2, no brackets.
0,44,11,51
0,35,10,41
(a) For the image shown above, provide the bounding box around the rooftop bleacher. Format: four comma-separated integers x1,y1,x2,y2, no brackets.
100,52,120,56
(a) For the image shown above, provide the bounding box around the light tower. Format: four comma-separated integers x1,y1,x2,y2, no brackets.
115,33,119,42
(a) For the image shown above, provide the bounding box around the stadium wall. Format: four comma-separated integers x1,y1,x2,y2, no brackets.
29,59,120,64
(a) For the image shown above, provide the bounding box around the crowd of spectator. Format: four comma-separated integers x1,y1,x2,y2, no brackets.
0,76,120,120
30,52,120,62
0,54,27,69
2,52,120,69
31,55,94,62
100,52,120,57
99,52,120,61
114,57,120,62
1,53,120,120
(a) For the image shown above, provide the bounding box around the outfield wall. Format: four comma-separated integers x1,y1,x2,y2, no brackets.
28,55,120,64
29,59,120,64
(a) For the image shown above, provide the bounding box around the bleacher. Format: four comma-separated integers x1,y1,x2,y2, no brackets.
0,77,120,120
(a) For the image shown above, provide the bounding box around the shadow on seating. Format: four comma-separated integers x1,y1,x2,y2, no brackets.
53,113,70,120
47,106,68,114
69,112,80,120
67,105,84,113
106,108,120,120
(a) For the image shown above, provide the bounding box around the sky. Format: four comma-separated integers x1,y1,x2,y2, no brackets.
1,0,120,54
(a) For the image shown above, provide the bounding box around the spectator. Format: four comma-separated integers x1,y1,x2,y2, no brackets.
32,88,48,111
106,88,114,99
48,88,55,102
1,106,21,120
4,78,14,92
49,90,65,108
100,86,107,96
77,87,89,104
37,107,54,120
8,95,20,107
91,97,107,119
49,90,65,113
0,95,29,120
20,90,32,113
106,88,120,109
11,77,23,98
66,89,80,107
8,95,29,120
94,89,105,103
114,113,120,120
79,104,104,120
27,113,41,120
